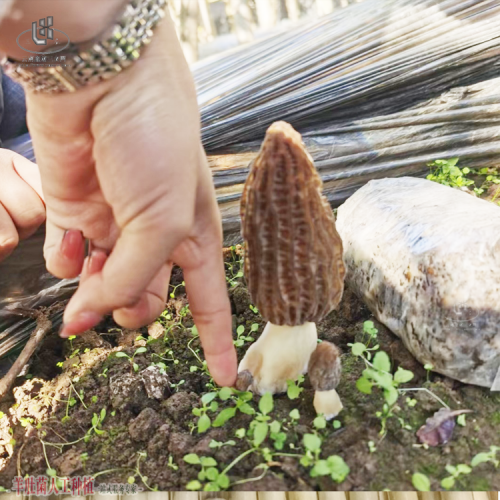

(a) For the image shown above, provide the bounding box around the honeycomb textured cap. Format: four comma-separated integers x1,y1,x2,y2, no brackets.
240,121,345,326
308,341,342,391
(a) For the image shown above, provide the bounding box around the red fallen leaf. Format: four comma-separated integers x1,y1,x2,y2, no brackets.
416,408,472,446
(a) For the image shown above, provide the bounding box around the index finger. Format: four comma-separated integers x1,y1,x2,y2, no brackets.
183,242,238,388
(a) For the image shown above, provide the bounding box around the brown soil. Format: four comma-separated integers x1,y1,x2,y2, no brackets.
0,247,499,491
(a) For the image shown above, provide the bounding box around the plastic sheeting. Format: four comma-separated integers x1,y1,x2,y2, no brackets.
2,0,500,361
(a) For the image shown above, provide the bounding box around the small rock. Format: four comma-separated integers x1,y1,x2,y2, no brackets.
231,285,252,315
109,373,149,412
140,366,171,400
148,322,165,339
128,408,163,442
147,423,173,458
56,449,83,477
162,392,199,422
168,432,194,457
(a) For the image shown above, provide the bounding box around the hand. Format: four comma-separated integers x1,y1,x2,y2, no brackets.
0,149,45,261
23,16,237,386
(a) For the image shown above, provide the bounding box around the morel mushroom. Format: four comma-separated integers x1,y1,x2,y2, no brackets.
308,341,342,419
238,121,345,395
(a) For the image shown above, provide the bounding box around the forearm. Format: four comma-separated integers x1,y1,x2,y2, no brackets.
0,0,127,59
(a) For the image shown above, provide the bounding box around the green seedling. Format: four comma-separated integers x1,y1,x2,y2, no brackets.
193,388,254,434
169,281,185,299
363,320,378,347
440,464,471,490
167,456,179,471
301,433,350,483
351,343,414,435
427,158,474,190
115,346,148,372
84,408,107,442
209,439,236,449
471,445,500,468
225,247,244,288
234,324,256,347
412,472,431,491
184,454,230,491
287,374,305,400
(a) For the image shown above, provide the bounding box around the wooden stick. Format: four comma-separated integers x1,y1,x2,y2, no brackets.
349,493,379,500
473,493,492,500
388,493,419,500
232,493,258,500
441,493,474,500
319,493,347,500
288,493,318,500
258,493,286,500
147,493,170,500
0,312,51,401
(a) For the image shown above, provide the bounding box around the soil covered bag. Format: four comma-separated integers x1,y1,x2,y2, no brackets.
2,0,500,373
336,177,500,389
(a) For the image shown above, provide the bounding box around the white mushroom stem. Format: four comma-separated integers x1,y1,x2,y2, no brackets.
238,321,318,395
313,389,343,420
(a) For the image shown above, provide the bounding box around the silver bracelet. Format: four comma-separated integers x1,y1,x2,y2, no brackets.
1,0,167,93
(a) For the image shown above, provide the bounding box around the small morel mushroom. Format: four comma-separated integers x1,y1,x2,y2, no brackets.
308,341,342,420
238,121,345,395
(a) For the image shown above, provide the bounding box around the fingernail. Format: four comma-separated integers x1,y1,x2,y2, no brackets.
59,311,102,338
88,250,107,274
61,230,84,260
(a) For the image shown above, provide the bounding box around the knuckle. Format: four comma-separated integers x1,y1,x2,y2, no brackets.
18,209,46,239
0,233,19,259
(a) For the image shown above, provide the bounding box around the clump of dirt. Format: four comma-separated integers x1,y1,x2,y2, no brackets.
0,247,499,491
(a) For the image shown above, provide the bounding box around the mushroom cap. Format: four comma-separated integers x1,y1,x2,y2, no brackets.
240,121,345,326
308,341,342,391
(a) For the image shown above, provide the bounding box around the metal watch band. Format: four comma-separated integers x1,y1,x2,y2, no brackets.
1,0,167,93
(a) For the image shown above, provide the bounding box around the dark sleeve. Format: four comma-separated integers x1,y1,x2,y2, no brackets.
0,69,27,143
0,69,4,147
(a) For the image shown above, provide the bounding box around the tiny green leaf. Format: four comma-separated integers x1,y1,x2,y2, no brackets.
200,457,217,467
384,386,399,406
303,433,321,453
313,416,327,429
186,480,202,491
394,367,414,384
201,392,217,405
310,460,331,477
471,452,491,467
327,455,350,483
351,343,367,356
212,407,237,427
198,413,211,433
259,392,274,415
373,351,391,372
441,477,455,490
356,376,373,394
253,422,269,447
218,387,233,401
217,473,230,489
412,473,431,491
